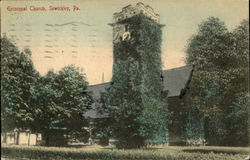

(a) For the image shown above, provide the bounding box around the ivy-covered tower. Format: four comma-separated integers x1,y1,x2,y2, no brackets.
106,3,167,147
108,2,165,103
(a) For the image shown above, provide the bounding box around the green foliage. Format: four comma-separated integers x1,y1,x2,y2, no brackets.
31,65,91,145
110,101,145,148
224,94,250,146
1,145,248,160
93,118,112,146
183,109,205,146
53,65,91,132
185,17,249,146
108,98,168,148
1,35,92,145
30,70,64,145
1,35,39,132
92,92,112,146
140,97,168,145
106,14,168,148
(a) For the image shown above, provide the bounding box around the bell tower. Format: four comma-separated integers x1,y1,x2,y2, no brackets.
108,2,165,102
106,3,167,146
110,2,161,44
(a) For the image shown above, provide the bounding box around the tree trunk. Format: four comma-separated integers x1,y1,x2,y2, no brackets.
28,131,31,146
35,133,38,145
16,131,20,145
66,130,69,146
89,119,94,145
42,131,50,146
3,132,7,143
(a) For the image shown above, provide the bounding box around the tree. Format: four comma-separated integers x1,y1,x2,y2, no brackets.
1,35,39,133
1,36,92,146
31,66,91,146
30,70,64,145
185,17,249,145
184,17,232,144
223,19,249,146
54,65,92,141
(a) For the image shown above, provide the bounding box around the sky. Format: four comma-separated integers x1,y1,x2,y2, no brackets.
1,0,249,85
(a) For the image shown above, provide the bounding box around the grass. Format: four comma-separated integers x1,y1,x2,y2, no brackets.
1,144,249,160
163,146,250,154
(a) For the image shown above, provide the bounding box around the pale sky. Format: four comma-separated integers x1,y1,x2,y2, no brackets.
1,0,249,85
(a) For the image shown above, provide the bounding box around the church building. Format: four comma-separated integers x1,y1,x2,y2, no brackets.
83,2,194,146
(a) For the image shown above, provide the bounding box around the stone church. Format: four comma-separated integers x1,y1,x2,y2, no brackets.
84,2,194,146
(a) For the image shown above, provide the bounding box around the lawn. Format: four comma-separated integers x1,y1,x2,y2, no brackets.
1,144,249,160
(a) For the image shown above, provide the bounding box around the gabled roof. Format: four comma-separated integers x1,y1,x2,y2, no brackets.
162,65,194,98
86,82,110,100
86,65,194,100
83,65,194,119
84,82,110,119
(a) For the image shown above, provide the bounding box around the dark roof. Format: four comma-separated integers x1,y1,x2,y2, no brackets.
83,65,194,119
162,65,194,98
86,65,194,100
83,102,110,119
86,82,110,100
83,82,110,119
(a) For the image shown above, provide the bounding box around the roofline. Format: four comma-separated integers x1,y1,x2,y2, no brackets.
179,65,195,99
163,64,195,99
163,64,194,72
168,95,180,98
87,82,110,87
87,65,195,88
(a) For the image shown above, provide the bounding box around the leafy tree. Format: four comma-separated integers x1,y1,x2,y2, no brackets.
184,17,231,144
106,14,169,148
1,35,39,133
223,19,249,146
31,66,92,145
185,17,249,145
54,65,92,141
30,70,64,145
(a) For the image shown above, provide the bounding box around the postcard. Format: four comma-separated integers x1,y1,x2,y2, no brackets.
1,0,249,159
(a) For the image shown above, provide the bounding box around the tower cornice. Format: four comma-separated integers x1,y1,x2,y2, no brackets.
112,2,161,24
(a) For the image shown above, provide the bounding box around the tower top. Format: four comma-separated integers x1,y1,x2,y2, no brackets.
113,2,160,24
